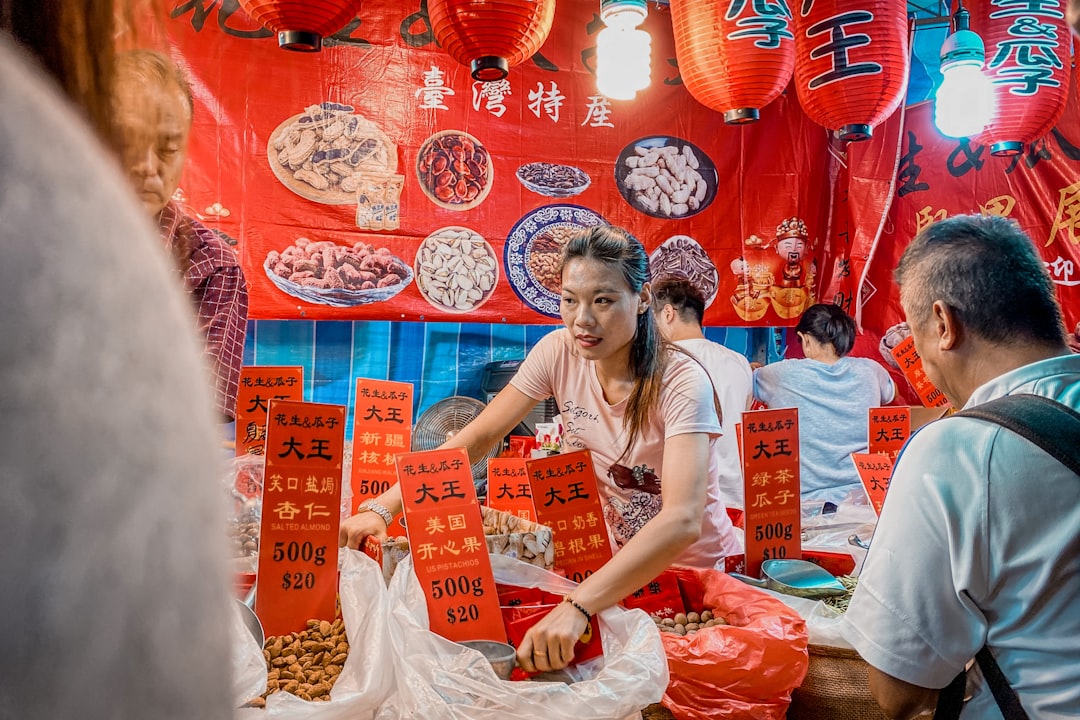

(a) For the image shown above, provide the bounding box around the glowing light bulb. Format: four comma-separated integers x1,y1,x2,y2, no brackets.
933,13,994,139
596,0,651,101
935,62,996,138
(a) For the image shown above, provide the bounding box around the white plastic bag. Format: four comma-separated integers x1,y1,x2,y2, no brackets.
255,550,397,719
231,599,268,707
374,553,668,720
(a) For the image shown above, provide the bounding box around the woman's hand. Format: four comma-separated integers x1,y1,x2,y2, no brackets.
338,509,389,549
515,599,590,673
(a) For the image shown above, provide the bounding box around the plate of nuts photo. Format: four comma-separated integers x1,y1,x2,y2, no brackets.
615,136,717,219
414,226,499,314
416,130,492,211
504,204,608,318
515,162,591,198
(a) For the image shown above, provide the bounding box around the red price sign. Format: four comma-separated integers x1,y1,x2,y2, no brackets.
526,450,613,583
621,569,684,618
850,452,894,516
891,337,951,409
868,406,910,461
256,400,345,637
235,366,303,456
740,408,801,578
486,457,536,523
350,379,413,517
396,447,505,643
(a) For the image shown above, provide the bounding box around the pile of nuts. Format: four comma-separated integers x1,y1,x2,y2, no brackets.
527,224,580,294
228,512,260,558
249,618,349,706
267,238,410,292
651,609,727,636
414,227,498,313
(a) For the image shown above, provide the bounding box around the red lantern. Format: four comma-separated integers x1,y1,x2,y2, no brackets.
428,0,557,82
237,0,363,51
792,0,909,141
969,0,1071,156
670,0,795,124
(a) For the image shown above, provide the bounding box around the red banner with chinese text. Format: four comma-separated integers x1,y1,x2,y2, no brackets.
161,1,831,325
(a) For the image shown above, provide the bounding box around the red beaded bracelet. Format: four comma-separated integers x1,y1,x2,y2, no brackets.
563,595,592,621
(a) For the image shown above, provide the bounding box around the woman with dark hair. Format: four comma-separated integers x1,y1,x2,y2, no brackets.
753,303,895,505
341,225,738,672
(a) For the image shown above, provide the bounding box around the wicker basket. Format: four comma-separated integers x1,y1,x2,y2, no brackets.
379,505,554,583
787,644,889,720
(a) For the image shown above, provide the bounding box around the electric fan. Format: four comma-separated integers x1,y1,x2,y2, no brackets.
411,395,499,493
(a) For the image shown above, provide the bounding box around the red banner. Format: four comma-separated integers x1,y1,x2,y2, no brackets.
162,1,830,325
833,70,1080,342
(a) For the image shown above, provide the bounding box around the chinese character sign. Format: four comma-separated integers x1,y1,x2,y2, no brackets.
740,408,801,577
867,405,910,461
350,378,414,516
850,452,894,515
256,400,345,637
526,450,613,583
395,447,505,642
486,457,536,522
891,337,951,409
235,366,304,456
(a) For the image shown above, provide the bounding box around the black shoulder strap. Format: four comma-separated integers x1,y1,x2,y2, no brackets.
953,393,1080,477
934,392,1080,720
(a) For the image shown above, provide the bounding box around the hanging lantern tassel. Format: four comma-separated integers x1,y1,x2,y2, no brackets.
669,0,795,124
428,0,557,82
237,0,364,51
792,0,909,141
968,0,1071,156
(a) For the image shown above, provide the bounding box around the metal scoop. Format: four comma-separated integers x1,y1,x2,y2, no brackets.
730,559,848,599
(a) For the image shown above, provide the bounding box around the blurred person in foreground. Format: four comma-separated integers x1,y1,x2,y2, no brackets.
0,2,234,719
753,303,895,506
113,49,248,422
842,214,1080,718
340,225,738,673
652,276,753,509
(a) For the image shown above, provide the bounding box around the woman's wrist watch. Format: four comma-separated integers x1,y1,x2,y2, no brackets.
357,498,394,528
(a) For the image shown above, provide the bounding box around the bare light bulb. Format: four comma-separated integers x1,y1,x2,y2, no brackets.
935,61,996,138
596,0,651,101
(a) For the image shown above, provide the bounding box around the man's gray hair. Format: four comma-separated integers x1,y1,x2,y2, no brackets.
115,48,194,122
895,214,1065,347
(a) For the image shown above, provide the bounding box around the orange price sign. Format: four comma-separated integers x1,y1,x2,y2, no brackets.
868,406,911,461
350,379,413,517
396,447,506,643
235,366,303,456
256,400,345,637
740,408,801,578
850,452,894,516
526,449,613,584
891,337,951,409
486,457,536,523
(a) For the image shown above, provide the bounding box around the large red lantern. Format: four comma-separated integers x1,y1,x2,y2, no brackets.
237,0,364,51
669,0,795,124
792,0,909,141
428,0,557,82
969,0,1071,156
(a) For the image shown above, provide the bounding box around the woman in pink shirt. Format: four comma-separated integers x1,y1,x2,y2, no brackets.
341,225,736,672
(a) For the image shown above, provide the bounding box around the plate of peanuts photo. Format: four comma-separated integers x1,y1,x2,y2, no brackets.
504,204,607,318
416,129,493,211
267,102,398,205
413,226,500,314
615,136,717,219
264,236,413,307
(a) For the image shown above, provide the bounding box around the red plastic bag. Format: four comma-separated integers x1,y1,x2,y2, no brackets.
659,566,809,720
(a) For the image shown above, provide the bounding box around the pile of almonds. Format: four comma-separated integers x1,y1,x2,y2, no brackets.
247,618,349,706
651,610,727,636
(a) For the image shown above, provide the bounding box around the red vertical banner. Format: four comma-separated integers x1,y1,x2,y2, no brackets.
396,448,506,643
526,450,613,583
867,406,910,461
235,366,304,456
850,452,894,516
891,337,951,409
256,400,345,637
486,457,536,522
741,408,801,578
350,379,413,516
